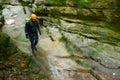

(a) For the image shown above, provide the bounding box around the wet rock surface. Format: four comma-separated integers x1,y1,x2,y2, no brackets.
42,18,120,80
1,0,120,80
0,52,44,80
0,32,48,80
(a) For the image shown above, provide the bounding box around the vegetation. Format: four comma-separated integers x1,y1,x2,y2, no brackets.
72,0,89,8
47,0,89,7
0,32,17,61
114,0,120,15
47,0,66,5
49,9,60,18
75,59,90,68
0,32,47,79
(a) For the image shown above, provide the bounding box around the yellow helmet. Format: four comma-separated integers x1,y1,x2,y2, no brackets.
30,14,37,21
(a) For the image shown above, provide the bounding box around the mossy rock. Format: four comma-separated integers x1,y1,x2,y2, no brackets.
0,32,17,61
0,16,4,29
47,0,66,6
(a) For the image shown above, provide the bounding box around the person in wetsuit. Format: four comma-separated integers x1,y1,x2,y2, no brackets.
25,14,41,54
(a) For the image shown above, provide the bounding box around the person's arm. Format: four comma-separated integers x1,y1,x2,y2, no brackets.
36,21,41,35
25,22,29,38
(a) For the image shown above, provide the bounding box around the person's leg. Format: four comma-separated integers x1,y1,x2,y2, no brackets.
34,34,38,50
34,36,38,46
30,36,35,54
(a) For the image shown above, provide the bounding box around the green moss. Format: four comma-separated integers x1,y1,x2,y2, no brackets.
97,47,104,52
49,9,61,18
0,32,17,61
75,59,90,68
72,0,89,8
114,0,120,15
47,0,66,5
47,0,89,7
0,1,3,10
59,36,67,42
88,52,97,57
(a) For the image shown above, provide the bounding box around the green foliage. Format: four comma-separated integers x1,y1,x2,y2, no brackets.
70,0,88,8
47,0,88,7
49,9,60,18
0,1,3,10
0,32,17,61
35,6,42,13
47,0,66,5
114,0,120,15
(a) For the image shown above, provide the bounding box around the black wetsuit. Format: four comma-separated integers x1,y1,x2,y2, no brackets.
25,20,41,52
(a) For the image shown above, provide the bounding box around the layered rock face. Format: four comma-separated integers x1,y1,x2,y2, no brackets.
33,0,120,80
0,0,120,80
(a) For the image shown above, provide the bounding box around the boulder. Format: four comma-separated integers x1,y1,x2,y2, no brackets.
0,15,4,28
0,32,17,61
5,19,15,26
4,0,19,5
2,5,31,27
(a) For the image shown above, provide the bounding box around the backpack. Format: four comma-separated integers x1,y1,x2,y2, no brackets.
25,17,30,23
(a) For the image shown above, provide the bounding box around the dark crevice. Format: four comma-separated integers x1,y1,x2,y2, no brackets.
56,54,120,69
60,17,103,28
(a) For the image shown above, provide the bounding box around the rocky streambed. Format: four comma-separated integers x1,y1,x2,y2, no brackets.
0,0,120,80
